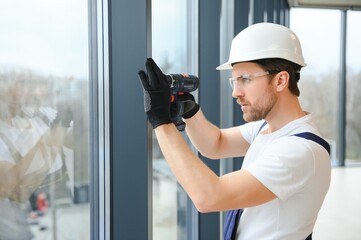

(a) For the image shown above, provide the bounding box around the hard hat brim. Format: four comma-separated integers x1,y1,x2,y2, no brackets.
216,62,232,70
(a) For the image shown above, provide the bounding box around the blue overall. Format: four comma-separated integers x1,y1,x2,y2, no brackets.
223,123,331,240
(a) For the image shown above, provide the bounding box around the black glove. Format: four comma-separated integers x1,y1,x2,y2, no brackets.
138,58,172,129
169,93,200,132
170,100,186,131
177,93,200,119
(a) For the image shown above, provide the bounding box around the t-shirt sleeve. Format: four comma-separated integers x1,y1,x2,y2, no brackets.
245,137,316,201
239,120,267,144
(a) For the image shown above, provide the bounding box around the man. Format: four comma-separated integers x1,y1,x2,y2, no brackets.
138,23,331,240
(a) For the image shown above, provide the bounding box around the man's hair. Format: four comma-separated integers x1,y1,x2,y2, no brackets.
250,58,302,96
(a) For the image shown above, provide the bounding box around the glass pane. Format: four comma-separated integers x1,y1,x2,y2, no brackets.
346,10,361,165
152,1,192,239
0,1,90,239
290,8,340,165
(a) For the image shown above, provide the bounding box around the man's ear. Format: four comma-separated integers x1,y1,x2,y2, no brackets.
274,71,289,92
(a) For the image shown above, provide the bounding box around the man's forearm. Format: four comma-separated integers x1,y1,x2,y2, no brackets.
183,110,223,159
154,123,219,212
184,110,250,158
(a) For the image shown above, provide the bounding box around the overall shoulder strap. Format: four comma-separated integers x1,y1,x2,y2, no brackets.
257,120,267,134
258,121,330,155
293,132,331,155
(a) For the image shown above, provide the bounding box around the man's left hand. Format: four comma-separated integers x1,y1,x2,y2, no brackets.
138,58,172,129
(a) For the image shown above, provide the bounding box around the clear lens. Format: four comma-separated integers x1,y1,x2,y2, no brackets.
229,71,271,90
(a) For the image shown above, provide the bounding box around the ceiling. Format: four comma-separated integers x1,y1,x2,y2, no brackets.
288,0,361,10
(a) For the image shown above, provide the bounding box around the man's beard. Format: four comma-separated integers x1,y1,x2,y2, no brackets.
239,90,277,122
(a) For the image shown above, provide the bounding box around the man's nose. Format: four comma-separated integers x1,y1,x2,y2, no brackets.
231,87,243,99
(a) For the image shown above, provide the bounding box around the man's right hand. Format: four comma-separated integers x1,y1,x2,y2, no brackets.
169,93,200,131
176,93,200,119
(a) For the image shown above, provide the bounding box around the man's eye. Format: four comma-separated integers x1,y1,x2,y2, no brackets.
242,76,251,82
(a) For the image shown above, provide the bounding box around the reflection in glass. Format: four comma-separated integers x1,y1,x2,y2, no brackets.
152,0,190,239
0,1,90,239
346,10,361,164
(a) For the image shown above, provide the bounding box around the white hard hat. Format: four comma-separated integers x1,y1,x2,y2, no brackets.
216,23,306,70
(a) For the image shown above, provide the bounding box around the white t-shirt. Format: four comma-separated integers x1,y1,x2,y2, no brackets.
236,114,331,240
